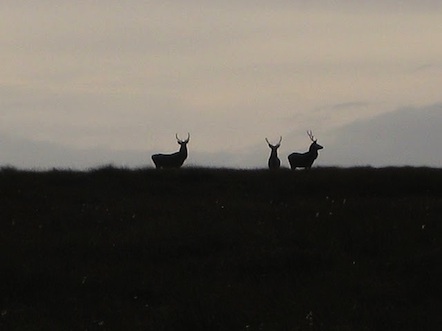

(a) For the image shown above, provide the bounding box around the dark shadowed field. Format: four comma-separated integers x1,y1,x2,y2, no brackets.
1,166,441,330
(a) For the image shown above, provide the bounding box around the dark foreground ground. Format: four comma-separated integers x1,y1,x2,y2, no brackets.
1,166,442,330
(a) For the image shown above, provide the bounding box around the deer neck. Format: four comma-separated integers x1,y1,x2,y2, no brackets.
179,144,188,158
308,144,319,159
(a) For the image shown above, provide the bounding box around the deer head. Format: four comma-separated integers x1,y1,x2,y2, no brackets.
307,130,323,151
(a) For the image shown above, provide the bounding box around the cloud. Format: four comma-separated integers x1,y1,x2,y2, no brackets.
330,102,372,111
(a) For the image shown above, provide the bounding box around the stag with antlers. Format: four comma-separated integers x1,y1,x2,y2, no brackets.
288,131,323,170
266,136,282,170
151,133,190,169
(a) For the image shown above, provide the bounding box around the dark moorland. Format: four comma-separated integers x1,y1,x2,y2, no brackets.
1,166,442,330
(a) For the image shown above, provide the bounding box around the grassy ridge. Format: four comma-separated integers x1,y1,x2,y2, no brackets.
1,167,442,330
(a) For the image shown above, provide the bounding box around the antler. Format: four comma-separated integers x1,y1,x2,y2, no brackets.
307,130,316,142
277,136,282,146
266,136,282,147
176,133,190,143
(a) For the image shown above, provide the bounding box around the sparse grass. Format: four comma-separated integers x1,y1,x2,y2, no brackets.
1,166,442,330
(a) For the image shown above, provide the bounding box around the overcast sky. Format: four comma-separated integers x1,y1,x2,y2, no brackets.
1,1,441,169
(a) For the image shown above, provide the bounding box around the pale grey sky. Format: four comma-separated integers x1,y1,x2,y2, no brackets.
1,1,441,169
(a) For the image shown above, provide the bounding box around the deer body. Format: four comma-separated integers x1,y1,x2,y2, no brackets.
288,131,323,170
266,137,282,170
151,133,190,169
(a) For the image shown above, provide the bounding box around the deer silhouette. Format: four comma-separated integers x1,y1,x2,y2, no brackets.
265,136,282,170
151,133,190,169
288,131,323,170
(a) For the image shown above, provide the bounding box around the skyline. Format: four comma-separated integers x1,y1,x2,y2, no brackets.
1,1,442,169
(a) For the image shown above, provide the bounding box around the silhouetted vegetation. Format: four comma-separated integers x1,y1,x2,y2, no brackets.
1,166,442,330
